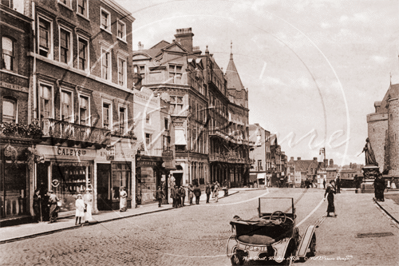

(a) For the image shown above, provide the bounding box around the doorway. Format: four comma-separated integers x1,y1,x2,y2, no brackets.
97,164,110,210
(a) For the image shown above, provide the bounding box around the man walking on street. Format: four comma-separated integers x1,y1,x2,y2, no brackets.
155,186,164,207
194,184,201,204
205,183,211,203
175,185,181,207
180,186,186,207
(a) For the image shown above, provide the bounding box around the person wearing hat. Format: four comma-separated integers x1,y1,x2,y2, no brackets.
48,190,60,223
75,194,85,226
83,188,93,223
120,187,128,212
324,180,337,217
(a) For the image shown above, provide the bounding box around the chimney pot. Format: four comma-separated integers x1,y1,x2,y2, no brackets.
297,157,301,160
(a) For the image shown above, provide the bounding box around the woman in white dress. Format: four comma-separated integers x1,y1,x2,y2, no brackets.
75,194,85,226
120,187,128,212
83,189,93,223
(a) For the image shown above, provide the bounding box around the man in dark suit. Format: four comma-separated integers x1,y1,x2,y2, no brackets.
170,185,176,208
194,185,201,204
180,186,186,207
205,183,211,203
155,186,164,207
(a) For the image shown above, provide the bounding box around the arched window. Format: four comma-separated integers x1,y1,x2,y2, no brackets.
2,97,17,123
2,37,14,71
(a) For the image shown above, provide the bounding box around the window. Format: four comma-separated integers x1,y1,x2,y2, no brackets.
119,107,127,134
77,0,88,17
117,20,126,41
103,102,111,129
164,118,169,130
101,49,111,80
59,28,71,64
38,17,51,58
78,37,88,71
61,90,73,122
100,8,111,32
257,160,262,171
2,98,17,123
145,133,151,145
170,96,183,114
163,136,170,151
2,37,14,71
146,113,150,124
79,95,89,125
169,64,182,83
58,0,71,8
118,57,126,86
39,84,53,119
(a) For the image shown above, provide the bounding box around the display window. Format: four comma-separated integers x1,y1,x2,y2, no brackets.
51,162,93,212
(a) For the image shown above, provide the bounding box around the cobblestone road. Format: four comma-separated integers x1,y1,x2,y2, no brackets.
1,188,398,266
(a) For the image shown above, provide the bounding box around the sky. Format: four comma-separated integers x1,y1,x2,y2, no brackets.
117,0,399,166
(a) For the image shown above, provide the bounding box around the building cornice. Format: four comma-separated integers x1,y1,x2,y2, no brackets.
100,0,135,22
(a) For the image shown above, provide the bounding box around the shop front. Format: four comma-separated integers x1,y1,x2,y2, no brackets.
35,145,97,217
96,140,136,211
136,156,163,205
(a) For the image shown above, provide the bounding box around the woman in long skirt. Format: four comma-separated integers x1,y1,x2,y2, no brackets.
75,194,85,226
324,180,336,217
120,187,128,212
83,189,93,223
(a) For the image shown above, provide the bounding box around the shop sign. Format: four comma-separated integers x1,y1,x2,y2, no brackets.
98,147,136,161
137,160,158,167
162,150,173,160
57,147,87,156
0,81,28,93
106,146,115,161
36,145,97,160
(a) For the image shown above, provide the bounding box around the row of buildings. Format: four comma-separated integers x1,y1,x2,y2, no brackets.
0,0,251,222
248,124,363,188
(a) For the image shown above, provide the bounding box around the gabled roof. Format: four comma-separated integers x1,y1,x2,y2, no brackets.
225,53,245,91
294,160,318,172
379,83,399,113
150,40,170,49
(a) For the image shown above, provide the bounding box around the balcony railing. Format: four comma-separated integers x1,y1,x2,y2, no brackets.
41,118,110,148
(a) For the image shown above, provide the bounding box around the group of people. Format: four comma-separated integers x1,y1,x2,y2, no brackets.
168,181,221,208
33,188,60,223
74,189,94,226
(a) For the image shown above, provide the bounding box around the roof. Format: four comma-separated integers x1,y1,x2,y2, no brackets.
225,53,245,91
378,83,399,113
294,160,318,172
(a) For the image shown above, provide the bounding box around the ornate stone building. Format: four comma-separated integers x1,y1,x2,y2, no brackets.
367,83,399,177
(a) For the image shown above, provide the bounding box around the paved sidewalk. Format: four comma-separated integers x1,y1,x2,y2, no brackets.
373,191,399,224
0,189,238,244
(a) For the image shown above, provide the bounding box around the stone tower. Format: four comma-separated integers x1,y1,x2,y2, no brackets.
388,96,399,176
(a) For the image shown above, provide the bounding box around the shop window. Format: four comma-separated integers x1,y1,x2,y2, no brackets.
2,98,17,123
112,163,131,200
61,90,73,122
117,20,126,41
39,84,53,119
2,37,14,71
103,102,111,129
77,0,88,17
79,95,89,125
78,37,88,71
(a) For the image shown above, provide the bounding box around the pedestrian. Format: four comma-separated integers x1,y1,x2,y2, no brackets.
39,182,49,221
33,189,41,223
324,180,337,217
175,185,181,207
336,175,341,193
323,178,326,189
374,174,386,201
211,182,215,198
155,186,164,207
48,190,60,223
75,194,85,226
180,186,186,207
205,182,211,203
171,185,176,208
119,187,128,212
83,188,93,223
194,184,201,204
214,182,220,203
188,184,194,205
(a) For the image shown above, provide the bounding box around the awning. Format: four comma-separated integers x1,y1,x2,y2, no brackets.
249,173,257,182
175,129,186,145
257,173,266,179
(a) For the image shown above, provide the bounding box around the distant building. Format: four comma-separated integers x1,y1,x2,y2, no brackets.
249,124,271,186
290,157,319,188
367,83,399,176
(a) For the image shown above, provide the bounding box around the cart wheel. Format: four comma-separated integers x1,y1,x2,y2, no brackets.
307,234,317,257
230,247,244,266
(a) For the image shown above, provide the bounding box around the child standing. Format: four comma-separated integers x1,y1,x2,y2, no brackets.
75,194,85,226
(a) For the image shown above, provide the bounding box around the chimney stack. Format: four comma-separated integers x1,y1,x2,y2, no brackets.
138,41,144,50
297,157,301,161
324,159,328,168
290,157,294,162
329,159,334,167
313,157,317,161
174,28,194,52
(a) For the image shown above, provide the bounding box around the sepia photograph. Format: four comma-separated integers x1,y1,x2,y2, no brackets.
0,0,398,265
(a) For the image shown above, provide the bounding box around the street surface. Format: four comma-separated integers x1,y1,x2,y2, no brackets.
0,188,398,266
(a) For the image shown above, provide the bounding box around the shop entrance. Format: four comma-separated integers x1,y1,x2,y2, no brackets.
97,164,110,210
174,173,183,187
